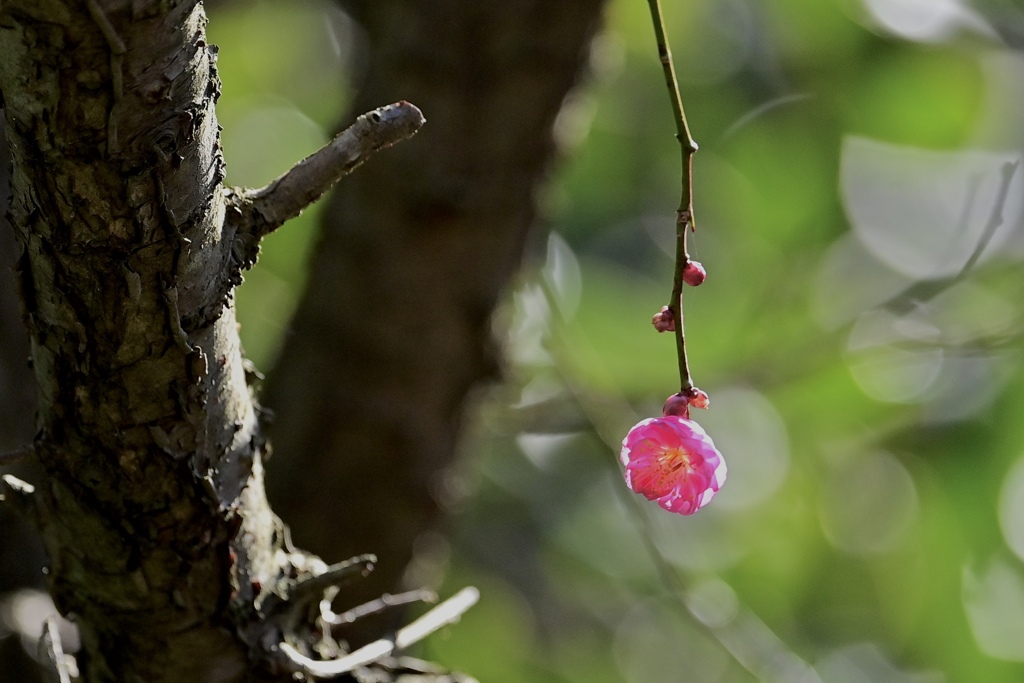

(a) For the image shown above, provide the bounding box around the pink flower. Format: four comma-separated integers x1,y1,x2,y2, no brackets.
620,416,726,515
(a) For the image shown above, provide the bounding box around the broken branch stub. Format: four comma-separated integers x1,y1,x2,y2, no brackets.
234,101,426,243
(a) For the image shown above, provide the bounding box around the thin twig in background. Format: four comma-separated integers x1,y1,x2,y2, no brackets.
956,161,1019,280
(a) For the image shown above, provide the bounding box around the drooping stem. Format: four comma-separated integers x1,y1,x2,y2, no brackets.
646,0,698,392
669,231,692,393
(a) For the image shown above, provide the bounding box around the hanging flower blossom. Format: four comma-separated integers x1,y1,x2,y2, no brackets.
620,415,726,515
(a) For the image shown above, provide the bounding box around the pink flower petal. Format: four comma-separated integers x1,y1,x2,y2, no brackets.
619,416,726,516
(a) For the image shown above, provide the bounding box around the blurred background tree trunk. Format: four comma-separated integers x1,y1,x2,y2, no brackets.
264,0,605,642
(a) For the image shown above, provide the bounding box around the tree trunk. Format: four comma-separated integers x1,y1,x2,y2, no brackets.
0,3,429,681
0,1,271,679
264,0,605,641
0,120,46,683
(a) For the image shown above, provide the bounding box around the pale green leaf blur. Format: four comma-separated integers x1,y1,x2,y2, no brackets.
211,0,1024,680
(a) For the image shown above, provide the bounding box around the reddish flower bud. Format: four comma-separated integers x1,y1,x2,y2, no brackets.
682,260,707,287
662,393,690,419
651,306,675,332
687,386,710,409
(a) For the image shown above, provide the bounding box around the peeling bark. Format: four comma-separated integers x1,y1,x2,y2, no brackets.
264,0,606,641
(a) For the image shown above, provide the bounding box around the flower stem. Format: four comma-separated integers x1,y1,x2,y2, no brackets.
646,0,697,393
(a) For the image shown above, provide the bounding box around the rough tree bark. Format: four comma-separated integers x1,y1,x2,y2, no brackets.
0,124,46,683
0,131,35,455
264,0,605,640
0,2,464,682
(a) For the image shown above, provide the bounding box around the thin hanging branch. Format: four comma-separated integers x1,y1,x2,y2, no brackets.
646,0,698,392
231,101,425,241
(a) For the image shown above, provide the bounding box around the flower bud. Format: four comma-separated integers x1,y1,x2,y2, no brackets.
682,260,707,287
662,393,690,419
651,306,675,333
687,386,710,409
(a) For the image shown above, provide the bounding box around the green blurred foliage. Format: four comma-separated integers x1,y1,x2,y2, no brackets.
211,0,1024,680
209,0,352,365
